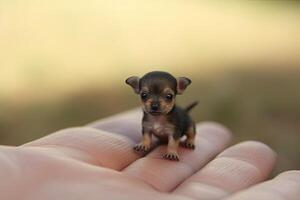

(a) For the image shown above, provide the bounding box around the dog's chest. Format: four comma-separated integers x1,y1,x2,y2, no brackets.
144,116,174,137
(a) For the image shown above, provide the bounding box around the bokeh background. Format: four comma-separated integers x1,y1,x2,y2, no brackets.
0,0,299,175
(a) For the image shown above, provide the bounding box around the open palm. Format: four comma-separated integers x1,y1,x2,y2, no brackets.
0,109,299,200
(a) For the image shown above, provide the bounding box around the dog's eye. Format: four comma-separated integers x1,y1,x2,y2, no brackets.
141,92,148,100
165,94,173,100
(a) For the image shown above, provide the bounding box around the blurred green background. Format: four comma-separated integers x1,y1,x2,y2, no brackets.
0,0,299,174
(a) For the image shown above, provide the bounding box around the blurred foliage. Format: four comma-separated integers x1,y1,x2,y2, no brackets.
0,69,299,175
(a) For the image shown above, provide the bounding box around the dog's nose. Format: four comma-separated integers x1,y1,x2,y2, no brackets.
151,103,159,111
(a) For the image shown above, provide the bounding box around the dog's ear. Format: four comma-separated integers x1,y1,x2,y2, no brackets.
125,76,140,94
177,77,191,94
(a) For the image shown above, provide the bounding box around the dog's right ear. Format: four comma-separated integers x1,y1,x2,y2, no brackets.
125,76,140,94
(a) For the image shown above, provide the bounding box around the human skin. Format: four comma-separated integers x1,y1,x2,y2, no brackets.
0,109,299,200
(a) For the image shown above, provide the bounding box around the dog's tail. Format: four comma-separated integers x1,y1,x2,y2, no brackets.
185,101,199,112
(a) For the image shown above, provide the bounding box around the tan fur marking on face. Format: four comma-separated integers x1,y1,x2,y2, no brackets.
167,136,180,154
159,99,174,114
141,87,149,93
143,100,152,112
145,100,152,106
163,87,175,95
159,87,175,114
140,87,152,112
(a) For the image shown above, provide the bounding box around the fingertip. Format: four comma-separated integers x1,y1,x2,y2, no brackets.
86,109,143,142
275,170,300,182
196,121,233,149
197,121,232,136
224,170,300,200
218,141,277,178
173,140,277,200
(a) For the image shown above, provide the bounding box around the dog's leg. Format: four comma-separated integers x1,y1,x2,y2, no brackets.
134,132,152,153
163,135,180,161
182,124,196,149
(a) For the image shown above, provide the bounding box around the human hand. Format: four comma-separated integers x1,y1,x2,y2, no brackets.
0,109,299,200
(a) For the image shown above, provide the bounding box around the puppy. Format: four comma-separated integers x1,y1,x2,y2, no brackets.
125,71,198,161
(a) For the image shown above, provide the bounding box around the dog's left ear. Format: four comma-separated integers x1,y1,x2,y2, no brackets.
125,76,140,94
177,77,191,94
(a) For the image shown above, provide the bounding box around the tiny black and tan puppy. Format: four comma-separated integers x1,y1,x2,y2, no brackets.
125,71,198,161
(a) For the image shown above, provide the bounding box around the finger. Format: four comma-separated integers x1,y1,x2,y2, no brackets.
226,170,300,200
0,146,159,200
123,122,232,192
0,146,189,200
22,109,145,170
23,127,140,170
173,141,276,200
86,108,143,143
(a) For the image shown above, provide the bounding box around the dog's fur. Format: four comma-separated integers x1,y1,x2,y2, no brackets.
126,71,198,161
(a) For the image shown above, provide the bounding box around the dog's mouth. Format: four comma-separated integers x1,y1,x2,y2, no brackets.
149,110,162,115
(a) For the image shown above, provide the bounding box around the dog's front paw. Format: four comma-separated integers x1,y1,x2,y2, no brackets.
133,143,150,153
182,141,195,149
163,152,179,161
